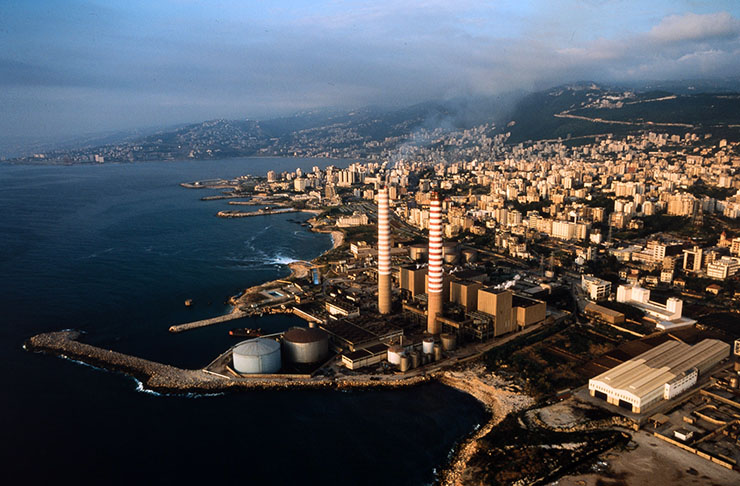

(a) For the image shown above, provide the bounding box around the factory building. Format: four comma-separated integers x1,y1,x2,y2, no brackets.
400,265,426,297
282,327,329,364
232,338,282,374
427,193,444,334
477,288,515,336
588,339,730,413
512,295,546,327
616,284,696,330
450,279,482,310
341,344,389,370
584,302,625,325
377,187,392,314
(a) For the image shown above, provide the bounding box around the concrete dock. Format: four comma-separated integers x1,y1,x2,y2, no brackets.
169,310,247,333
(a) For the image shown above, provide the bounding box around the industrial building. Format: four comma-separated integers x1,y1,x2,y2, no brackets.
616,284,696,330
477,288,515,336
588,339,730,413
584,302,625,325
449,279,482,310
400,265,426,298
341,344,389,370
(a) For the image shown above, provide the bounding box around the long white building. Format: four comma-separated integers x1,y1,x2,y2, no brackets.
589,339,729,413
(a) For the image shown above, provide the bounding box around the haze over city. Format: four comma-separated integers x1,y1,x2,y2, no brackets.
2,0,740,143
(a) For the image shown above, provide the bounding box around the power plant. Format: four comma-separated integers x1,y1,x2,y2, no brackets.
218,183,548,379
427,192,444,334
377,187,392,314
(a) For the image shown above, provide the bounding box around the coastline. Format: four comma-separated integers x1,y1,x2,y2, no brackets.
22,205,529,483
436,367,534,486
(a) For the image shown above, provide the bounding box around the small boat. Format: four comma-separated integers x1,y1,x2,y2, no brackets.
229,328,263,338
184,299,193,307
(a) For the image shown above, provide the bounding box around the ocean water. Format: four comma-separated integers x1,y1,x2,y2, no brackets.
0,158,487,485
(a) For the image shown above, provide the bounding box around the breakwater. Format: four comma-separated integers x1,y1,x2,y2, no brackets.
217,208,301,218
25,330,434,394
169,310,247,333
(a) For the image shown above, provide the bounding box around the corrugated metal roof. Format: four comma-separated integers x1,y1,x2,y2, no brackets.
591,339,729,401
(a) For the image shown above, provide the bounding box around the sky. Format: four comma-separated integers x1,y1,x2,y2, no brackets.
1,0,739,142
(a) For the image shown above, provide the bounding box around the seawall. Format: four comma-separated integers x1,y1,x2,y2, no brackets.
25,330,433,394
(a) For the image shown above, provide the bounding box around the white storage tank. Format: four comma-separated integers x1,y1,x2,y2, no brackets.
422,337,435,355
233,338,281,374
282,327,329,364
387,345,404,365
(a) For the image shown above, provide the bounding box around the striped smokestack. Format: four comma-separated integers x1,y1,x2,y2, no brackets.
377,187,392,314
427,192,443,334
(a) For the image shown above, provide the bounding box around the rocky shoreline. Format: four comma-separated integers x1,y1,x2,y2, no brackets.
436,366,535,486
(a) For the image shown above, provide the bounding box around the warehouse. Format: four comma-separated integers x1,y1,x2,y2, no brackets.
588,339,730,413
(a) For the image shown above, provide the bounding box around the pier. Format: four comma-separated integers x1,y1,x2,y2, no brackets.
217,208,301,218
169,310,247,333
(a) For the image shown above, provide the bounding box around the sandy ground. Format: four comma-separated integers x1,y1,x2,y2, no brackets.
552,430,740,486
330,230,344,249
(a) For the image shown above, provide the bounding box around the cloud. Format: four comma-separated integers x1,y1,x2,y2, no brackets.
649,12,740,43
2,2,740,140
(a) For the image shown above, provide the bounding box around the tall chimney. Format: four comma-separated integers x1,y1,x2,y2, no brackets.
427,192,443,334
377,187,392,314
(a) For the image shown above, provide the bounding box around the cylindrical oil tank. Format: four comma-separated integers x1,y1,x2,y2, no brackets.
410,244,428,261
442,242,458,257
410,351,420,369
422,337,435,355
440,333,457,351
400,355,410,372
443,253,459,264
462,249,477,263
233,338,281,374
388,345,404,365
282,327,329,364
433,344,443,362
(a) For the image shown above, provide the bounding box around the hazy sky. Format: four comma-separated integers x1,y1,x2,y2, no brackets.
2,0,739,140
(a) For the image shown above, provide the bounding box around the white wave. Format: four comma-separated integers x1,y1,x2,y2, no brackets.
79,247,115,259
132,378,226,398
59,354,106,372
267,254,298,265
133,378,163,396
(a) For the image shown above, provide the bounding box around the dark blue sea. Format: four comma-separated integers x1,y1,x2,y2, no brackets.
0,157,486,485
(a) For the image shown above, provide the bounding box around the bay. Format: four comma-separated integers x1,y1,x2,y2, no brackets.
0,157,486,485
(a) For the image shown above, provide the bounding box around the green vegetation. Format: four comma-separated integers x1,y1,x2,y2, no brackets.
613,215,690,240
687,180,736,200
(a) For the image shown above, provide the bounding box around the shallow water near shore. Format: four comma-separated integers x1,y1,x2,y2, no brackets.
0,158,487,485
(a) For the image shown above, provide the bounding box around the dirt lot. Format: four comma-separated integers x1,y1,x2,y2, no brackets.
553,430,740,486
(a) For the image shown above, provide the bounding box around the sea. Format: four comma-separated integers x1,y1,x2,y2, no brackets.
0,157,487,485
